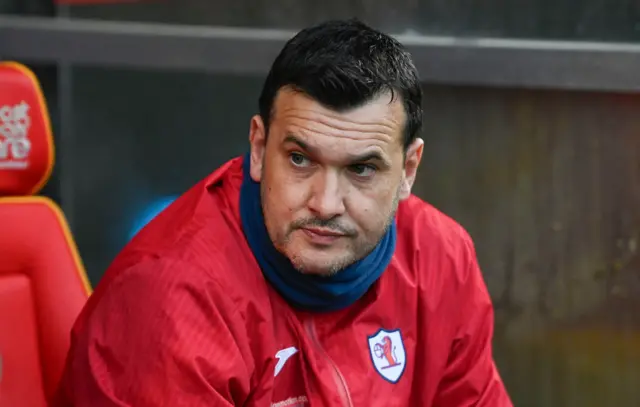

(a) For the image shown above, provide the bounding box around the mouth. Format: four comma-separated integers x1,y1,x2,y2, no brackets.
300,227,346,245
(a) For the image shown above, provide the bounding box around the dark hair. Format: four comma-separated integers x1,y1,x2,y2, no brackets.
258,19,423,149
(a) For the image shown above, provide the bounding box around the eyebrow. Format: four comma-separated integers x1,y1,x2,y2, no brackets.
283,134,391,167
284,134,313,153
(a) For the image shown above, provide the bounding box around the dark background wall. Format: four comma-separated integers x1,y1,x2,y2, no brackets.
60,67,640,406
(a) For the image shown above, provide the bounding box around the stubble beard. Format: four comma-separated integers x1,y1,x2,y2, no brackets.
262,181,401,277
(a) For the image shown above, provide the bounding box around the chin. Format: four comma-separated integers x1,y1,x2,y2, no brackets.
287,249,355,277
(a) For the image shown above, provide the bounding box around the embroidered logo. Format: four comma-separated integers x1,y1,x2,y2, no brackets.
274,346,298,377
367,328,406,383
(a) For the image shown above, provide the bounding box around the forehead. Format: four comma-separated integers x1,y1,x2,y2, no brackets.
270,88,406,154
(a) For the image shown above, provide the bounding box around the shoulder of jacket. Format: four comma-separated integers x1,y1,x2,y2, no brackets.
395,195,477,286
397,195,473,253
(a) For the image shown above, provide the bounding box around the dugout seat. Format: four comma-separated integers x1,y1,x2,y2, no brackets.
0,61,91,407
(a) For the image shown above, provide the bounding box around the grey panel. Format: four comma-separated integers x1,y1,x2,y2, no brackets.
3,16,640,91
65,0,640,43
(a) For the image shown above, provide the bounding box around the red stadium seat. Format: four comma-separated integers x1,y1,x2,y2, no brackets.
0,62,91,407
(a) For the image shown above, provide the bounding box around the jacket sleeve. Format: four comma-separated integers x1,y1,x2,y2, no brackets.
54,257,252,407
433,238,513,407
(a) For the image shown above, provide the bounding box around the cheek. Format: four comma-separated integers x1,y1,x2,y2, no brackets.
263,174,308,219
349,177,400,224
346,194,392,231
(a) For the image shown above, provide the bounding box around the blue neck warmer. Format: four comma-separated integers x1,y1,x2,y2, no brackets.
239,154,396,312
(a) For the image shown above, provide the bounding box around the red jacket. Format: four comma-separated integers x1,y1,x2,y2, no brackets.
55,157,512,406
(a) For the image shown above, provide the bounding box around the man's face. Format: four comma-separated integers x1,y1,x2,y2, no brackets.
249,88,423,276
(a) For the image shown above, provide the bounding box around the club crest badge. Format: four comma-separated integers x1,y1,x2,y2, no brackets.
367,328,406,383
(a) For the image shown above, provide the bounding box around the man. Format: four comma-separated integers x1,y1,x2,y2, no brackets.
55,19,512,406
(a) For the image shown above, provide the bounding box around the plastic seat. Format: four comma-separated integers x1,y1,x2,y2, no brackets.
0,61,91,407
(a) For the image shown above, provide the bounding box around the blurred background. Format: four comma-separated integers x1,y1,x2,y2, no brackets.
1,1,639,405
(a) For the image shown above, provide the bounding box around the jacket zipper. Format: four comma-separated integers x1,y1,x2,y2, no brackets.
305,319,354,407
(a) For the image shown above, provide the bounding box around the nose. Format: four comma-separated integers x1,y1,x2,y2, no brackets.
307,170,346,220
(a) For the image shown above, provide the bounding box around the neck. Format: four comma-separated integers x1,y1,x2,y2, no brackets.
239,153,397,312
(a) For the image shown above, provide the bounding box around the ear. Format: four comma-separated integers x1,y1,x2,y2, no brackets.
249,115,267,182
399,137,424,200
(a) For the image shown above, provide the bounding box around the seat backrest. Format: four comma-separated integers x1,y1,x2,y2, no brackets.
0,62,91,407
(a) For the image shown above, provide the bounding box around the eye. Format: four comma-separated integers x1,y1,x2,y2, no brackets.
349,163,377,178
289,152,310,167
